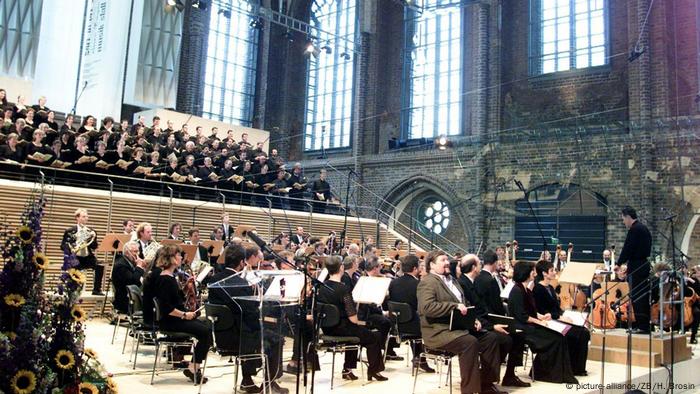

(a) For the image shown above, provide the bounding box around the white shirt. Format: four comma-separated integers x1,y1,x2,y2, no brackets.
433,273,462,302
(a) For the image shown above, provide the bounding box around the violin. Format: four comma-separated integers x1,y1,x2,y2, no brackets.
591,288,617,329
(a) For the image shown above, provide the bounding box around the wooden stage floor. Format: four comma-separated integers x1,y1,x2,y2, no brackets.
86,320,700,394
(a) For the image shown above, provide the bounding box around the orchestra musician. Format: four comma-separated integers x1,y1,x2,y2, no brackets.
474,250,507,315
388,255,435,373
153,244,212,385
616,206,652,333
317,255,388,382
457,254,530,388
220,213,234,243
136,222,154,259
532,259,590,376
289,226,303,246
207,244,289,394
60,208,104,295
416,250,505,394
341,255,361,290
507,261,578,384
168,222,182,241
362,258,402,361
111,240,147,314
184,227,210,268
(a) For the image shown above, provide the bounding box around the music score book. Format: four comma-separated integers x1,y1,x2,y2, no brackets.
449,306,476,331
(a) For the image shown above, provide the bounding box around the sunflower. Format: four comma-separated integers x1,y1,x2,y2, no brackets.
33,253,50,270
11,369,36,394
17,226,34,245
106,378,118,393
78,382,99,394
67,268,86,285
71,305,87,323
83,348,97,359
55,349,76,370
4,294,25,307
3,331,17,341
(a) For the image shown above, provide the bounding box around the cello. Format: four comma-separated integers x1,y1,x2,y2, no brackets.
591,287,617,329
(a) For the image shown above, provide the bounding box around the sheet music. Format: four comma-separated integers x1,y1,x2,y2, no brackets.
352,276,391,305
544,319,572,335
265,274,305,301
562,310,588,327
196,265,213,284
317,268,329,283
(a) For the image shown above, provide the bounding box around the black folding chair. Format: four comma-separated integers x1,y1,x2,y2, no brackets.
315,302,362,389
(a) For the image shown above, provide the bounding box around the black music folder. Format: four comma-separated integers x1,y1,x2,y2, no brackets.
449,306,476,331
487,313,518,334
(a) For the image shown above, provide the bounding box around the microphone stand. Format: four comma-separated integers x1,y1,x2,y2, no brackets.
71,80,88,115
515,179,548,255
244,231,330,394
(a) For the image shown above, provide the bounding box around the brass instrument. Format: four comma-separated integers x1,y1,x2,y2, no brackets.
142,241,162,265
71,226,96,257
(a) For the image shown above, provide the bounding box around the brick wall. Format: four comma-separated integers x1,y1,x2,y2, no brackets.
175,0,210,116
175,0,700,259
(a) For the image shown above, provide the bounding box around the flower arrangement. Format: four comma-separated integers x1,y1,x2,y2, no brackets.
0,195,116,393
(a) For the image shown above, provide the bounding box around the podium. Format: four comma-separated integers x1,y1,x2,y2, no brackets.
207,270,304,393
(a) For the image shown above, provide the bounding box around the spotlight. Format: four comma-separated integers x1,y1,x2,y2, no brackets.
165,0,185,11
249,17,263,29
628,44,646,62
192,0,208,11
217,8,231,18
305,41,320,58
435,135,452,150
321,45,332,54
340,52,351,60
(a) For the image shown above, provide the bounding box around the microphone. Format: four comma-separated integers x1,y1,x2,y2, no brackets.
245,230,274,254
514,179,525,192
595,269,613,275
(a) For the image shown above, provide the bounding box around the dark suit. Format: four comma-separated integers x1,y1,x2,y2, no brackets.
459,274,521,371
617,220,652,331
388,274,426,360
417,273,502,392
111,255,144,313
207,269,282,383
474,269,506,316
61,225,103,293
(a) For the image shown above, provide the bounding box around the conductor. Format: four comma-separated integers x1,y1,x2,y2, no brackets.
616,206,652,333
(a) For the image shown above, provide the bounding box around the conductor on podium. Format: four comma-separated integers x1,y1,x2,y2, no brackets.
617,206,652,333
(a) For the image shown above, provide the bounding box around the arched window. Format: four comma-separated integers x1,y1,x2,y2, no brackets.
403,1,462,139
417,197,451,236
202,2,259,125
514,183,607,262
304,0,357,151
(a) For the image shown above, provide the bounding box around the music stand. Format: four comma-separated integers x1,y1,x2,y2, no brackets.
180,244,198,266
97,233,132,253
235,225,257,238
414,251,427,260
390,250,408,261
558,262,598,286
160,239,183,246
202,240,224,257
97,233,133,317
352,276,391,305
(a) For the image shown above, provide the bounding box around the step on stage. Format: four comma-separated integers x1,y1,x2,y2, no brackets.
589,329,693,367
89,321,700,394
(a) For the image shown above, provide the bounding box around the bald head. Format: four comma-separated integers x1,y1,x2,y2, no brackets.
460,253,481,277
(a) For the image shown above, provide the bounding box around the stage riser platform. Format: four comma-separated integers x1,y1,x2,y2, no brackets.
589,330,692,367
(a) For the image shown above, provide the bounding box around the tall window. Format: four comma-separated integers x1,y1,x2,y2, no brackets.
403,1,462,139
202,2,259,126
304,0,357,151
530,0,607,75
